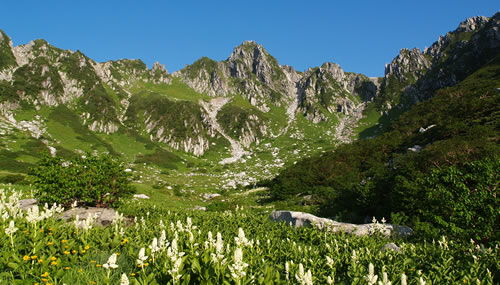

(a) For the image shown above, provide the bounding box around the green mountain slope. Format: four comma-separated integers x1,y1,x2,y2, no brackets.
266,54,500,241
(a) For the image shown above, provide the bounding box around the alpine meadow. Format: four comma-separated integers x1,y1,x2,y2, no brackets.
0,8,499,285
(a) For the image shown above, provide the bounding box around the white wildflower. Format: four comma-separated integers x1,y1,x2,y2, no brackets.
5,220,17,235
419,277,426,285
378,272,391,285
120,273,129,285
211,232,225,264
285,261,290,281
103,253,118,269
295,263,313,285
365,263,378,285
229,247,248,281
401,273,407,285
137,248,148,267
168,256,183,282
235,227,252,247
326,256,334,269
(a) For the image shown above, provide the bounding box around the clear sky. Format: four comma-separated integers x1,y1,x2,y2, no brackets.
1,1,498,77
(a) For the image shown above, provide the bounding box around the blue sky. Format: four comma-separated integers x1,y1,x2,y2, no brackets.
1,1,498,77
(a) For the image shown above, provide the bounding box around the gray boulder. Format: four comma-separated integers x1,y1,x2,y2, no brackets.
18,199,38,210
381,242,402,252
133,194,150,199
203,193,221,200
62,207,119,227
269,210,413,237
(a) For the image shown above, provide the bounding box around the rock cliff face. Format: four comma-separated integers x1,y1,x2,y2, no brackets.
175,41,376,128
378,12,500,111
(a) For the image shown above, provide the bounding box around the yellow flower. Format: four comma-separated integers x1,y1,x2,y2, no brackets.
41,272,49,277
84,245,90,250
90,260,96,263
64,246,69,249
63,251,70,255
39,229,44,232
41,279,48,282
47,242,54,246
90,282,96,284
23,230,28,234
137,264,142,268
96,264,102,267
23,255,30,261
51,261,58,266
131,273,136,276
81,250,86,254
115,252,120,255
48,228,54,232
30,255,37,260
61,240,68,243
121,238,128,245
50,257,57,261
64,266,71,270
48,233,53,235
38,259,43,263
72,250,77,254
144,263,149,267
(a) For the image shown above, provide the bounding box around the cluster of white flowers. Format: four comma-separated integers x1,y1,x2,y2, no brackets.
0,189,23,220
136,247,148,267
229,247,248,281
234,227,253,248
120,273,129,285
379,271,392,285
295,263,313,285
73,212,96,231
103,253,118,269
4,220,18,247
365,263,378,285
211,232,226,264
438,236,449,250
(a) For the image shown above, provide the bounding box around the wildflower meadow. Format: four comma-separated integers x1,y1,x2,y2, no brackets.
0,186,498,284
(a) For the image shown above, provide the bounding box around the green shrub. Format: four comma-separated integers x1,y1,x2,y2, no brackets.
29,153,134,208
409,157,499,242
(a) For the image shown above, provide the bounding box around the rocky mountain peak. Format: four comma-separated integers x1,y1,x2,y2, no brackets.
319,62,345,82
457,16,489,33
384,48,430,81
151,61,168,74
227,40,281,84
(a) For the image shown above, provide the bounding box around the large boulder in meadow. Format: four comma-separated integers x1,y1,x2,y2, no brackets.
62,207,119,227
18,199,38,210
269,210,413,237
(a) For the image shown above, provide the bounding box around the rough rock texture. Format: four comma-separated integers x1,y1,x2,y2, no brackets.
62,207,119,227
384,48,431,82
380,242,402,252
381,13,500,109
269,210,414,237
18,199,38,210
175,41,375,128
133,194,150,199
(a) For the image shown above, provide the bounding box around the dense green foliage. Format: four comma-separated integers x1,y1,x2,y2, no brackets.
1,188,498,284
30,153,134,207
267,55,500,242
0,30,17,70
217,105,262,140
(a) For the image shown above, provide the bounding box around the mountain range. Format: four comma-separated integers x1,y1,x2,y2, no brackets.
0,12,499,194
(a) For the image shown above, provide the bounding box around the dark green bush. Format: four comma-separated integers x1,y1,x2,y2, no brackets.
30,153,134,208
